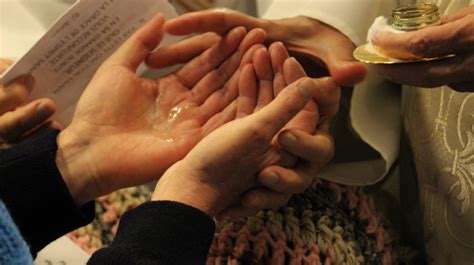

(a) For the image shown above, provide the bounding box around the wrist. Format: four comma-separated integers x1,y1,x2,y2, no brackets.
56,128,99,206
151,162,223,217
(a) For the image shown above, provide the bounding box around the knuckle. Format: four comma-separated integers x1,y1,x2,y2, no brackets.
282,93,302,117
408,35,432,57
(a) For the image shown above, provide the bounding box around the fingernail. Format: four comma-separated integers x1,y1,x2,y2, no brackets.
297,78,314,98
263,172,279,186
280,132,297,147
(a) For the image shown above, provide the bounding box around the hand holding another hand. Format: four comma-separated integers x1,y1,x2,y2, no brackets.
217,42,338,217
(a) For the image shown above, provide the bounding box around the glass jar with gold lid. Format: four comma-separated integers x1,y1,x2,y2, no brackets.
391,2,441,31
353,2,453,64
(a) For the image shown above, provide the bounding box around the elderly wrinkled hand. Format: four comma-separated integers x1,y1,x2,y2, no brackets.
372,5,474,92
0,59,56,148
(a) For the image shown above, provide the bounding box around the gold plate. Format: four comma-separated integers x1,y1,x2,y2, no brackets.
353,43,455,64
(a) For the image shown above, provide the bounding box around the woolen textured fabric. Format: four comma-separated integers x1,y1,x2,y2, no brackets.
89,201,216,265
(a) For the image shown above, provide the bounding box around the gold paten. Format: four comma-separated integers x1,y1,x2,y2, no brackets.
353,43,455,64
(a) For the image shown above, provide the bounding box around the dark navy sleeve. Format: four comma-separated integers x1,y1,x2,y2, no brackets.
88,201,215,265
0,129,95,255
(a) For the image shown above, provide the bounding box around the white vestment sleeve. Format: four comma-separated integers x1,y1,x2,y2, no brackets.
259,0,401,185
259,0,397,46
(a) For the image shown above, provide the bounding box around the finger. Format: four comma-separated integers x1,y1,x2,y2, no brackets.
374,54,474,88
323,43,367,86
0,98,55,142
269,42,290,95
283,74,339,134
0,75,34,114
198,71,240,121
372,17,474,59
19,120,61,141
283,57,307,85
146,32,220,68
281,57,317,133
0,59,14,73
191,28,265,104
269,42,290,74
201,100,237,134
175,26,246,88
253,77,315,136
281,102,318,135
442,6,474,23
241,188,291,209
237,64,257,118
164,9,264,35
191,47,242,104
239,43,265,68
105,14,165,71
238,28,267,56
253,48,274,111
310,77,340,123
258,166,315,194
289,24,366,86
278,129,334,163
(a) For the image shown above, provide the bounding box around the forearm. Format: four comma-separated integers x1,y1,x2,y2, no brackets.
88,201,215,265
0,129,94,255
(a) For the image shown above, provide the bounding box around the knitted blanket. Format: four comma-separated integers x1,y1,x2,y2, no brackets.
69,180,396,265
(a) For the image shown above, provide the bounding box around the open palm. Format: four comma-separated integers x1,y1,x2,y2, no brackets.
58,15,265,199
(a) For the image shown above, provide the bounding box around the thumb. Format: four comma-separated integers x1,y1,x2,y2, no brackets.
324,43,367,86
252,78,316,136
105,14,165,71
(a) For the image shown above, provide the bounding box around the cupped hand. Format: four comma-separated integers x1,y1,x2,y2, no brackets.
220,43,338,217
0,59,56,148
56,14,266,206
152,77,319,217
372,6,474,92
163,8,367,87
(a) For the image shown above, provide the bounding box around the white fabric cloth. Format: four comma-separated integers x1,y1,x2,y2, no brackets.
260,0,401,185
